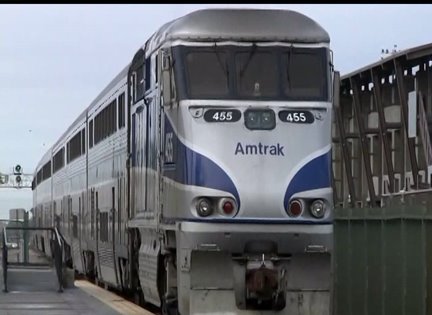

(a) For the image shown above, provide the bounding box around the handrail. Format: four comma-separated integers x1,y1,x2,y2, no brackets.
382,187,432,198
2,226,64,293
53,227,63,293
2,227,8,292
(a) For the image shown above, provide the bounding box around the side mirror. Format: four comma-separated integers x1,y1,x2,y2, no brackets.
333,71,340,109
162,53,170,71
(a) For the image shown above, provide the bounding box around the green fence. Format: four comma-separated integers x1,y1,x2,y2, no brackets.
333,204,432,315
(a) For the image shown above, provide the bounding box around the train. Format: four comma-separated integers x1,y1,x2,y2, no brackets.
31,8,338,314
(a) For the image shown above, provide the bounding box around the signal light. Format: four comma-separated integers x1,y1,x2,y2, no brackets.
287,200,303,217
222,200,234,214
218,198,237,216
14,164,22,175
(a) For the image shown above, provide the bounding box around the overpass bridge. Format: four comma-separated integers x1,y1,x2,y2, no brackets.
333,42,432,315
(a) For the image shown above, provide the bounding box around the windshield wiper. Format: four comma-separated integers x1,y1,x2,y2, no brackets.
286,45,293,89
213,43,229,80
239,43,257,78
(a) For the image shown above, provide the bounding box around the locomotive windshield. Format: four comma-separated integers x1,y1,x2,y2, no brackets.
184,51,229,97
236,49,279,98
172,45,329,101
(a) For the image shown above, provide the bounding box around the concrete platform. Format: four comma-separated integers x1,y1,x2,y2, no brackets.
0,278,154,315
0,248,153,315
75,280,154,315
0,288,122,315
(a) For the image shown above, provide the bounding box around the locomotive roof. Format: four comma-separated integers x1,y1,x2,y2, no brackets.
150,8,330,47
35,8,329,172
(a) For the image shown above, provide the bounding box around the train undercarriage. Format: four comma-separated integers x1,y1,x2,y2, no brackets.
135,222,333,315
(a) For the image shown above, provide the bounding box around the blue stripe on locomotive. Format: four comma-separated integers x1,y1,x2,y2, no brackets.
163,116,241,208
283,150,332,209
163,116,331,214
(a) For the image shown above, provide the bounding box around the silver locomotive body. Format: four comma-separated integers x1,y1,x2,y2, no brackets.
32,8,336,315
157,52,333,314
135,9,335,314
162,99,332,223
160,95,333,311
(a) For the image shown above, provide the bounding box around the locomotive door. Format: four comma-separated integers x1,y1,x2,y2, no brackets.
79,192,85,271
132,104,148,215
117,178,122,245
111,186,119,285
95,191,101,279
129,48,148,217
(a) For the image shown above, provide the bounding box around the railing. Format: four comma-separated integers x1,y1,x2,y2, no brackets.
53,227,63,293
381,186,432,209
55,228,71,268
418,91,432,166
1,226,64,293
2,227,8,292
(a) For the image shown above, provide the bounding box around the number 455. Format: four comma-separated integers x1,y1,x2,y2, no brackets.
213,111,233,121
286,112,306,122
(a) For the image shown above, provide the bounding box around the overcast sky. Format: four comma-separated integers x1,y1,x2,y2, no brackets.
1,4,431,218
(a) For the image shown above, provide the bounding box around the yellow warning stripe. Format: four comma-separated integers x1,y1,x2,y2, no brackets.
75,280,155,315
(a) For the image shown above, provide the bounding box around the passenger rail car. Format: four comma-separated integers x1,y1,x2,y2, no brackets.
32,9,338,314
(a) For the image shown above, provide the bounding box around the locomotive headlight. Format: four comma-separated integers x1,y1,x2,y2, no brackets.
244,109,276,130
196,198,213,217
310,200,326,218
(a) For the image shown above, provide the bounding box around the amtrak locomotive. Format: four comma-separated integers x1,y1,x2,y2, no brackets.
32,8,338,314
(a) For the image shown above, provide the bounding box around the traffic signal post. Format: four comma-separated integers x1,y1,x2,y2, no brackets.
0,165,32,189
